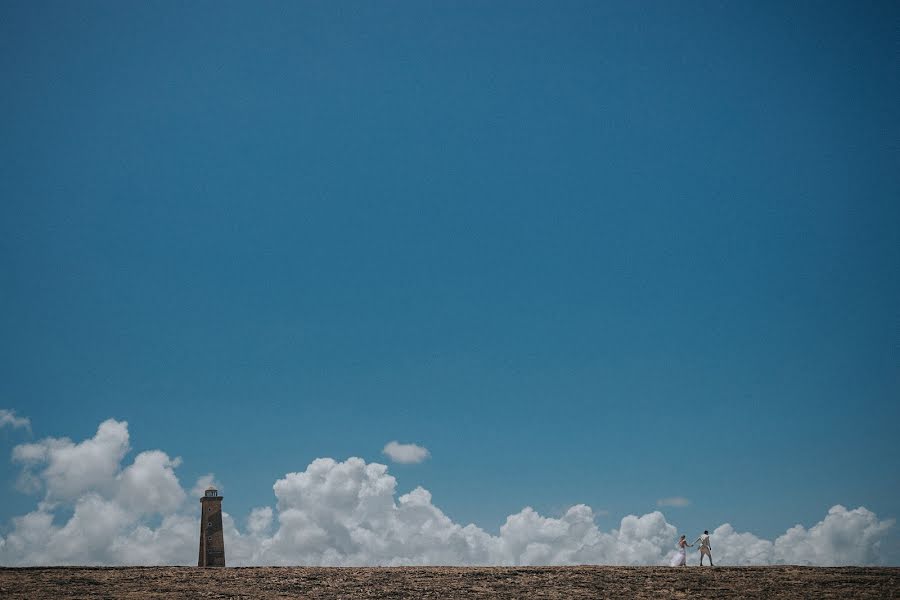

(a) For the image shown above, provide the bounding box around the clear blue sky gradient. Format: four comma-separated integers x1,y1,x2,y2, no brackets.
1,1,898,552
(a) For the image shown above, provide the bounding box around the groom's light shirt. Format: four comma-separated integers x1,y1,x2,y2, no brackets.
695,534,711,549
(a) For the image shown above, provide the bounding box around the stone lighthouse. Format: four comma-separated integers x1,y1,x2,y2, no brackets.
198,486,226,567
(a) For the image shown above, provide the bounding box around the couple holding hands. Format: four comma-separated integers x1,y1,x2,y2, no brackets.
670,531,713,567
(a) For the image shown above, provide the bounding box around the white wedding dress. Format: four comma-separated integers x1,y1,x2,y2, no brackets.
669,543,687,567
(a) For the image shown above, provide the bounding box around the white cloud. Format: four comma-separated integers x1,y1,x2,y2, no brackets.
657,497,691,508
116,451,185,516
12,419,130,502
0,418,894,567
382,441,430,464
709,523,774,565
774,505,895,566
1,419,197,566
0,409,30,431
247,507,273,536
110,514,196,566
190,474,223,499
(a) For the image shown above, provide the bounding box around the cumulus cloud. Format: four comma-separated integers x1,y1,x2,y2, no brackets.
0,409,31,431
709,523,775,565
12,419,130,502
382,441,429,464
116,451,185,516
190,474,223,499
774,505,895,566
247,506,273,536
705,506,896,566
0,418,894,567
657,497,691,508
0,419,197,565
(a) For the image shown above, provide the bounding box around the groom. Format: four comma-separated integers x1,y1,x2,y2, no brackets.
694,530,713,566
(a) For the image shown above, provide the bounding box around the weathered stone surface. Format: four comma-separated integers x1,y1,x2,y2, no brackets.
0,566,897,599
198,491,225,567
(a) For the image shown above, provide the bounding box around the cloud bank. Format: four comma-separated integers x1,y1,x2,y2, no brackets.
0,418,894,566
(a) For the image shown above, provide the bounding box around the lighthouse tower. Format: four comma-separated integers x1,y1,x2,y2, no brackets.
198,486,226,567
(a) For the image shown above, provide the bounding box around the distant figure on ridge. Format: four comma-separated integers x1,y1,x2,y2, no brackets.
669,534,691,567
694,530,713,566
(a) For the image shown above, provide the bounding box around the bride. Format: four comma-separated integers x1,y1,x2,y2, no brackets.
669,534,692,567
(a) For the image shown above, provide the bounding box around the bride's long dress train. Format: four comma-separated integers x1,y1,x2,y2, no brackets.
669,546,687,567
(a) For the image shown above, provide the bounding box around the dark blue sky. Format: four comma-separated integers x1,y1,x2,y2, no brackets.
1,1,898,550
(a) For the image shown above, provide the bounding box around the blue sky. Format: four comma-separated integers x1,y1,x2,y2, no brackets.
1,1,898,562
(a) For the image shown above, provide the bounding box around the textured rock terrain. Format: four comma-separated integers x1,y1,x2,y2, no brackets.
1,566,898,599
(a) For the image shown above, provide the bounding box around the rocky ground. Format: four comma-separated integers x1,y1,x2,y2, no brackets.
1,566,898,599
